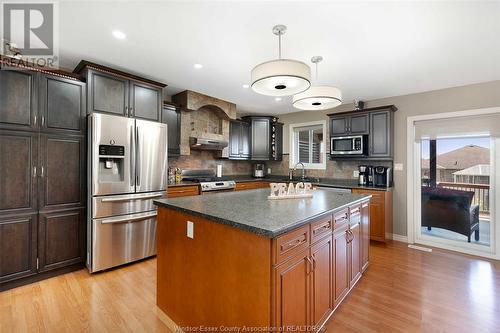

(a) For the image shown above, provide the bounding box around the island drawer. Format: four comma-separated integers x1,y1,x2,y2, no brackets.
167,185,200,198
310,214,333,244
272,225,310,265
333,208,349,229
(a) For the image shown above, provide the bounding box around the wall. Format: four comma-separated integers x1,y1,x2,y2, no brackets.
275,80,500,236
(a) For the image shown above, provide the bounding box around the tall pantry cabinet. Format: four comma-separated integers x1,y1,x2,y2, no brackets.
0,67,86,291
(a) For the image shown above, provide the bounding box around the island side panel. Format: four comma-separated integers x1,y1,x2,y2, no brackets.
157,207,272,328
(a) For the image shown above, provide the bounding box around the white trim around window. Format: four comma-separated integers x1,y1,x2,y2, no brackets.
289,120,327,170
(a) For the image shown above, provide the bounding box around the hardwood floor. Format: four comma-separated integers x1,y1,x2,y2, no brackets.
1,241,499,332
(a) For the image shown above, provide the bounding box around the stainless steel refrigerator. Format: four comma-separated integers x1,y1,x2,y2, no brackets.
88,113,168,273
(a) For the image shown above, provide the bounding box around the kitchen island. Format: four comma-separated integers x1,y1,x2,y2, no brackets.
154,188,371,332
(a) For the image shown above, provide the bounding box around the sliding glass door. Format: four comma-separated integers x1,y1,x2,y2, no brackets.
412,113,500,257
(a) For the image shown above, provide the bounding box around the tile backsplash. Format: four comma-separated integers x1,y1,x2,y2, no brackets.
170,151,392,180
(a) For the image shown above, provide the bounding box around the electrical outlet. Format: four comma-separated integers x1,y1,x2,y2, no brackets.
394,163,404,171
187,221,194,239
353,170,359,178
267,168,272,174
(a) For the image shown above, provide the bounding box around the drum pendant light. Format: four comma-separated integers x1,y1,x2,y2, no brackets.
293,56,342,110
251,25,311,96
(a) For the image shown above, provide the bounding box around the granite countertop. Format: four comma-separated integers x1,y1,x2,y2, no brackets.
154,189,370,238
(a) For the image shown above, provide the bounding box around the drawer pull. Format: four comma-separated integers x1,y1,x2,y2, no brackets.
313,222,331,235
362,203,369,208
281,237,306,252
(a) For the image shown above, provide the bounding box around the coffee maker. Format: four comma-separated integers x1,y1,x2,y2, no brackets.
374,166,392,187
358,165,368,185
253,163,265,178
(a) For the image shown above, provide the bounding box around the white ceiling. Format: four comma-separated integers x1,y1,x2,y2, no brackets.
58,1,500,115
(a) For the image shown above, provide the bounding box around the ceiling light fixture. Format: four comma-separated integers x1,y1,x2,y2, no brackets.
292,56,342,111
112,30,126,40
251,24,311,97
193,63,203,69
275,97,282,101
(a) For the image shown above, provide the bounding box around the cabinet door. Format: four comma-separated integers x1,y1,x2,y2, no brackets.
38,208,85,272
229,121,241,158
274,250,311,327
369,111,391,157
240,121,251,158
251,118,270,160
0,70,37,131
40,75,86,134
369,201,385,241
0,131,38,216
360,201,370,272
162,105,181,156
39,135,85,211
0,214,38,283
330,116,348,136
130,81,161,121
349,114,369,134
349,222,362,287
333,226,349,306
88,70,128,116
311,235,333,326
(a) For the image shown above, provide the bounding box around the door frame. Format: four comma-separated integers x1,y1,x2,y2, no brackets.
406,107,500,260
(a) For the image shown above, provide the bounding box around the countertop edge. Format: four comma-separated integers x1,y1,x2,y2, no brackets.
154,194,371,238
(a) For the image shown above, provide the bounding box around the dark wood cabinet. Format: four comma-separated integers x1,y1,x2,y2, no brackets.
39,75,86,135
273,122,283,161
328,105,396,159
75,61,166,122
38,135,85,211
38,208,85,272
229,120,251,160
274,250,310,327
0,70,37,131
129,81,162,121
0,214,38,283
369,110,393,158
0,131,38,216
330,113,369,136
333,224,349,306
87,70,129,116
0,68,87,291
311,235,333,326
360,201,370,272
251,118,270,160
161,104,181,156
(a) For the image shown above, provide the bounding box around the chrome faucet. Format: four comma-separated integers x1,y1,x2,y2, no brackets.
293,162,306,180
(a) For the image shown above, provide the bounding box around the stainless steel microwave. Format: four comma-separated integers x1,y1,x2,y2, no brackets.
331,135,368,156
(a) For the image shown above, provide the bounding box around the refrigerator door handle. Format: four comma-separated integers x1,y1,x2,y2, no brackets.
130,125,135,187
101,211,157,224
136,126,141,188
100,193,162,202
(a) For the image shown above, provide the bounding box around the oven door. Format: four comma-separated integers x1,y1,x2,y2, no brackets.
331,136,365,155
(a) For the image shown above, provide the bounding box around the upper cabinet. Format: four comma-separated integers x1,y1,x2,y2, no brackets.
161,103,181,157
74,60,166,122
0,70,37,131
229,120,251,160
237,116,283,161
328,105,396,159
330,113,369,136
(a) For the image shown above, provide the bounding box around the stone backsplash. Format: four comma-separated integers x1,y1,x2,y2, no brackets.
267,155,393,179
169,150,252,175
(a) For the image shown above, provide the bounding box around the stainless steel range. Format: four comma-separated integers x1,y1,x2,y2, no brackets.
181,169,236,193
88,113,168,273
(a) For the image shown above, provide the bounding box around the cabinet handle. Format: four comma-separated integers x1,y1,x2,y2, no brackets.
311,255,316,271
40,166,44,178
41,116,45,126
33,166,37,178
362,203,369,208
33,115,37,126
306,256,313,275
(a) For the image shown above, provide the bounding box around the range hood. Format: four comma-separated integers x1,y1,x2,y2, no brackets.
189,137,228,150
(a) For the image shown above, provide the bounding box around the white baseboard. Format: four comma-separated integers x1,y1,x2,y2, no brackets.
390,233,408,243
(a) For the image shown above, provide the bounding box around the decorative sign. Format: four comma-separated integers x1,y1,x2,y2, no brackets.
268,182,314,200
